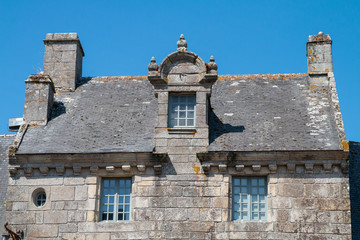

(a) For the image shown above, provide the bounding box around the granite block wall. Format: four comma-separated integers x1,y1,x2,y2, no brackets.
5,156,351,240
0,134,15,235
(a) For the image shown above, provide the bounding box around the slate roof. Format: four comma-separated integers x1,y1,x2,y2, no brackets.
17,77,157,154
208,74,342,151
17,74,342,154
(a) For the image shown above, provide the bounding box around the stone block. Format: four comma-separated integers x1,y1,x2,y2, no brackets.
51,186,75,201
78,198,96,210
165,208,188,221
193,197,211,208
68,210,86,222
6,186,29,202
6,211,36,224
278,183,304,197
270,197,292,209
317,198,350,211
12,202,27,211
64,177,85,185
27,224,59,238
312,184,339,198
275,222,298,233
59,223,78,233
86,176,98,185
199,208,221,221
183,187,199,197
213,197,228,208
75,185,88,200
229,222,273,232
86,233,110,240
88,185,98,199
276,209,289,222
44,210,68,223
60,233,86,240
293,198,316,209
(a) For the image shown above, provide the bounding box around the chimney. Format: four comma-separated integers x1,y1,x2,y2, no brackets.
307,32,332,73
23,74,55,125
43,33,85,91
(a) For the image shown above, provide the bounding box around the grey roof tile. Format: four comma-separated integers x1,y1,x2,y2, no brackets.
17,74,342,154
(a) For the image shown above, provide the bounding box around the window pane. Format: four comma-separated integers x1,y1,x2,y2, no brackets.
233,212,240,220
179,111,186,118
179,119,186,126
101,178,132,221
241,179,247,185
125,205,130,212
233,177,267,222
169,95,196,128
187,111,194,118
251,179,257,186
259,178,265,186
233,178,240,186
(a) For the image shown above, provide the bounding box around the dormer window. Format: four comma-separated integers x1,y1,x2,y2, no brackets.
169,94,196,128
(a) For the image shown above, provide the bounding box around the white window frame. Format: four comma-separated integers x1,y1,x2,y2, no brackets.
168,94,196,128
100,178,132,221
232,176,267,222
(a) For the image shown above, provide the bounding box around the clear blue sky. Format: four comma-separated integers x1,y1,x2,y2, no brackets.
0,1,359,142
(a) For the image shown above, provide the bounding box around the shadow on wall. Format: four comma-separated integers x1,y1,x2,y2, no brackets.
208,104,245,145
349,141,360,239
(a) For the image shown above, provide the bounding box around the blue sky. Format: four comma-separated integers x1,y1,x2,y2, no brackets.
0,1,359,141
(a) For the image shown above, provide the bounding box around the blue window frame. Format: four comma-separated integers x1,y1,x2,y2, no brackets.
100,178,132,221
168,94,196,128
232,176,267,221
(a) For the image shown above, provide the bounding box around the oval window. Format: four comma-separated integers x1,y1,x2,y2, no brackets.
34,191,46,207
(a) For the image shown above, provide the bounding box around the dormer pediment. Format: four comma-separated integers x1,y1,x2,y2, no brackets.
159,51,206,84
148,34,217,86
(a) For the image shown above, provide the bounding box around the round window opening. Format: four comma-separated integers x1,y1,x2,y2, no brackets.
35,192,46,207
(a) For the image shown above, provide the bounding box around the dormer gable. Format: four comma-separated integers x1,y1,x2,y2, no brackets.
148,35,218,153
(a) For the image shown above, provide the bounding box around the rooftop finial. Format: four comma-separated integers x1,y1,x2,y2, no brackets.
148,56,159,73
207,56,217,74
177,34,187,52
318,31,324,35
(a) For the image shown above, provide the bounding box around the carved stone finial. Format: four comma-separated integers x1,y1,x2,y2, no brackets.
148,57,159,72
177,34,187,52
207,56,217,74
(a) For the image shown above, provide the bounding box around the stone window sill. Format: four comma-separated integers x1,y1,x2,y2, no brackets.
167,128,196,134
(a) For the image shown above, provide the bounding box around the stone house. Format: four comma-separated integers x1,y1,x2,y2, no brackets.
3,32,352,239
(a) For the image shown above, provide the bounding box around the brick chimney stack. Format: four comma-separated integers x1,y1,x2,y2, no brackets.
23,74,55,125
307,32,333,73
43,33,84,91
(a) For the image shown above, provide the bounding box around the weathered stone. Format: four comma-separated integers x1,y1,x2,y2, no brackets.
27,224,59,238
51,186,75,201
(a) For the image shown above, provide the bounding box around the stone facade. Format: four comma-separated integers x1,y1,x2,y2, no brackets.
0,134,15,235
4,32,352,239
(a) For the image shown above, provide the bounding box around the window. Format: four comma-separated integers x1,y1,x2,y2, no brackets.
100,178,132,221
34,191,46,207
232,177,267,221
168,94,196,128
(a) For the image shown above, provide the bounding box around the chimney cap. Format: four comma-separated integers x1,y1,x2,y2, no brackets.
308,32,331,43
